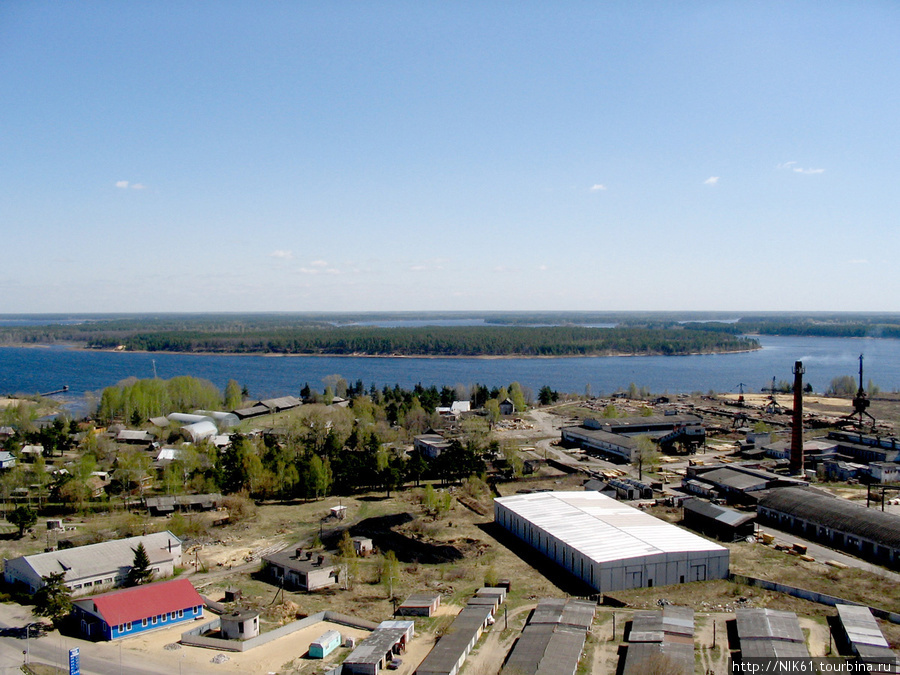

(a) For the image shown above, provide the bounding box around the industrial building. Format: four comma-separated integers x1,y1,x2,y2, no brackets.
501,598,595,675
560,426,637,462
494,492,729,594
734,608,809,659
4,531,182,596
583,413,702,436
261,546,340,591
682,499,756,542
683,464,807,505
757,487,900,568
621,606,695,675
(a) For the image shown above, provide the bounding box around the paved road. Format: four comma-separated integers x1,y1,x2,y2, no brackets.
0,603,222,675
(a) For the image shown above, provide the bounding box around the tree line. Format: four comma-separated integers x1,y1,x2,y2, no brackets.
80,325,759,357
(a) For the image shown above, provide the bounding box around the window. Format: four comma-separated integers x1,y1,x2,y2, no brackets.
170,612,175,620
177,610,183,618
73,584,82,590
126,622,132,631
118,624,125,633
142,619,147,627
152,616,157,625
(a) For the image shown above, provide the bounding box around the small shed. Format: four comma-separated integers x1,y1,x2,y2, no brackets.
220,608,260,640
397,592,441,617
352,536,374,557
309,629,342,658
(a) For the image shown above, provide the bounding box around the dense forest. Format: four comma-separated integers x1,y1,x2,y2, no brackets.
80,325,758,356
4,311,900,356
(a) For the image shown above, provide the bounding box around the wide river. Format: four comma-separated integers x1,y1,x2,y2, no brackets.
1,336,898,412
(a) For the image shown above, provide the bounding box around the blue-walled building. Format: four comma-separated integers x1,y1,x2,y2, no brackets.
72,578,204,640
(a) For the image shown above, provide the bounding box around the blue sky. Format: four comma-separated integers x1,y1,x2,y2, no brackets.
2,2,899,313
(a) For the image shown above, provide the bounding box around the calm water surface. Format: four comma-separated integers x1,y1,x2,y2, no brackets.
1,336,898,414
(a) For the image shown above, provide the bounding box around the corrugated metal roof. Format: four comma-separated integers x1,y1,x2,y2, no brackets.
759,487,900,549
502,599,594,675
416,605,493,675
399,592,440,608
736,608,809,659
683,499,755,528
18,531,180,583
622,641,694,675
310,629,341,648
561,426,637,450
698,468,768,491
495,492,727,564
836,604,890,649
344,627,407,666
74,578,201,626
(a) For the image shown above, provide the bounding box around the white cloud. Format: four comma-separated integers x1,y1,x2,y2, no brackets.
704,176,719,185
130,183,147,190
778,162,824,174
849,259,868,265
310,260,328,267
590,184,607,192
270,250,293,260
115,181,129,189
410,265,427,272
538,264,548,271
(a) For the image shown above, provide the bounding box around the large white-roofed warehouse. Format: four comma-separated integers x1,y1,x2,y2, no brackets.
494,492,729,593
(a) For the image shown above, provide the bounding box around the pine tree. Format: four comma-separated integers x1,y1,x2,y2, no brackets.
127,543,154,586
33,572,72,626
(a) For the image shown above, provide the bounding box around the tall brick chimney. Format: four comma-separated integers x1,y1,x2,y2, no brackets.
790,361,805,475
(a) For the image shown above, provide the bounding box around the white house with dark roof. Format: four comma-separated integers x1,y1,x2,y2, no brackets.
3,531,182,596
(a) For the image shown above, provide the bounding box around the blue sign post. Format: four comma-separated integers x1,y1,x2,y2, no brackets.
69,647,80,675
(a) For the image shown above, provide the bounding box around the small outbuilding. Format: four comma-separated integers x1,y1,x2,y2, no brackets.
220,608,260,640
352,536,374,557
309,629,342,658
397,592,441,617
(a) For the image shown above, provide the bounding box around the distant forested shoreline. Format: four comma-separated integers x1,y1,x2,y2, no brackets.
0,318,758,357
3,311,900,357
79,326,759,357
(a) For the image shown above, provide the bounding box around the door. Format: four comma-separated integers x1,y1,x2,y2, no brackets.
690,563,707,581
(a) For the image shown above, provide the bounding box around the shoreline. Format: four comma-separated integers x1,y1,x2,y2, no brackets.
0,342,762,359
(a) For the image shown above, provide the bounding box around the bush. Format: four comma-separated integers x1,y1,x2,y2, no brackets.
222,492,257,523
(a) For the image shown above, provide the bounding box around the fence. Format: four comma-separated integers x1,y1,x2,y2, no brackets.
180,610,379,653
730,573,900,625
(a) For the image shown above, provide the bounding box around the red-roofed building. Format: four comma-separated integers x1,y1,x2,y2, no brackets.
72,578,204,640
